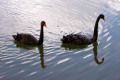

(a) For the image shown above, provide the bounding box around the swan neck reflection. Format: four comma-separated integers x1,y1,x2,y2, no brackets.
93,42,104,65
38,45,47,69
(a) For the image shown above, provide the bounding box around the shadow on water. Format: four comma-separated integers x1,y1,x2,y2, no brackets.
14,41,47,69
61,42,104,65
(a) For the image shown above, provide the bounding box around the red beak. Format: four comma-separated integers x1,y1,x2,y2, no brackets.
103,18,105,21
44,24,47,28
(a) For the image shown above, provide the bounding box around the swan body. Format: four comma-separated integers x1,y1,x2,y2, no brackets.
61,34,92,45
12,21,46,45
61,14,105,45
13,33,38,45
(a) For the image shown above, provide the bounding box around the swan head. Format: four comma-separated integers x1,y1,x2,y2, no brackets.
41,21,47,27
99,14,105,21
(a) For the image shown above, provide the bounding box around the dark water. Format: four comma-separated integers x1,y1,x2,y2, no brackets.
1,0,120,80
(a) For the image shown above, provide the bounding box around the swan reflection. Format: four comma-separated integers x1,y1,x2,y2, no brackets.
61,44,88,50
14,41,46,69
61,42,104,65
38,45,47,69
93,42,104,65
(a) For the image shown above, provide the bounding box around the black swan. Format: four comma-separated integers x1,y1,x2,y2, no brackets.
61,14,105,45
12,21,47,45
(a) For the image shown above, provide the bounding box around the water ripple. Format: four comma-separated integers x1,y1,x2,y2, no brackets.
57,58,70,65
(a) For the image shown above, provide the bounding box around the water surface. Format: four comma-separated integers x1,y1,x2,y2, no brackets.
1,0,120,80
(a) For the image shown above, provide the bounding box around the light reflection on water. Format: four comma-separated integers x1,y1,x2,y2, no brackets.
0,0,120,80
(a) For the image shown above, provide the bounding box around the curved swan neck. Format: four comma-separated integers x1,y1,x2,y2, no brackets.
38,25,44,45
92,16,101,42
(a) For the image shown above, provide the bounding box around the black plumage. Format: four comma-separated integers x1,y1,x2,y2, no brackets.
12,21,46,45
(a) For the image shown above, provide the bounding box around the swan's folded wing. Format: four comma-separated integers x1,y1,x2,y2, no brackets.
20,33,38,45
